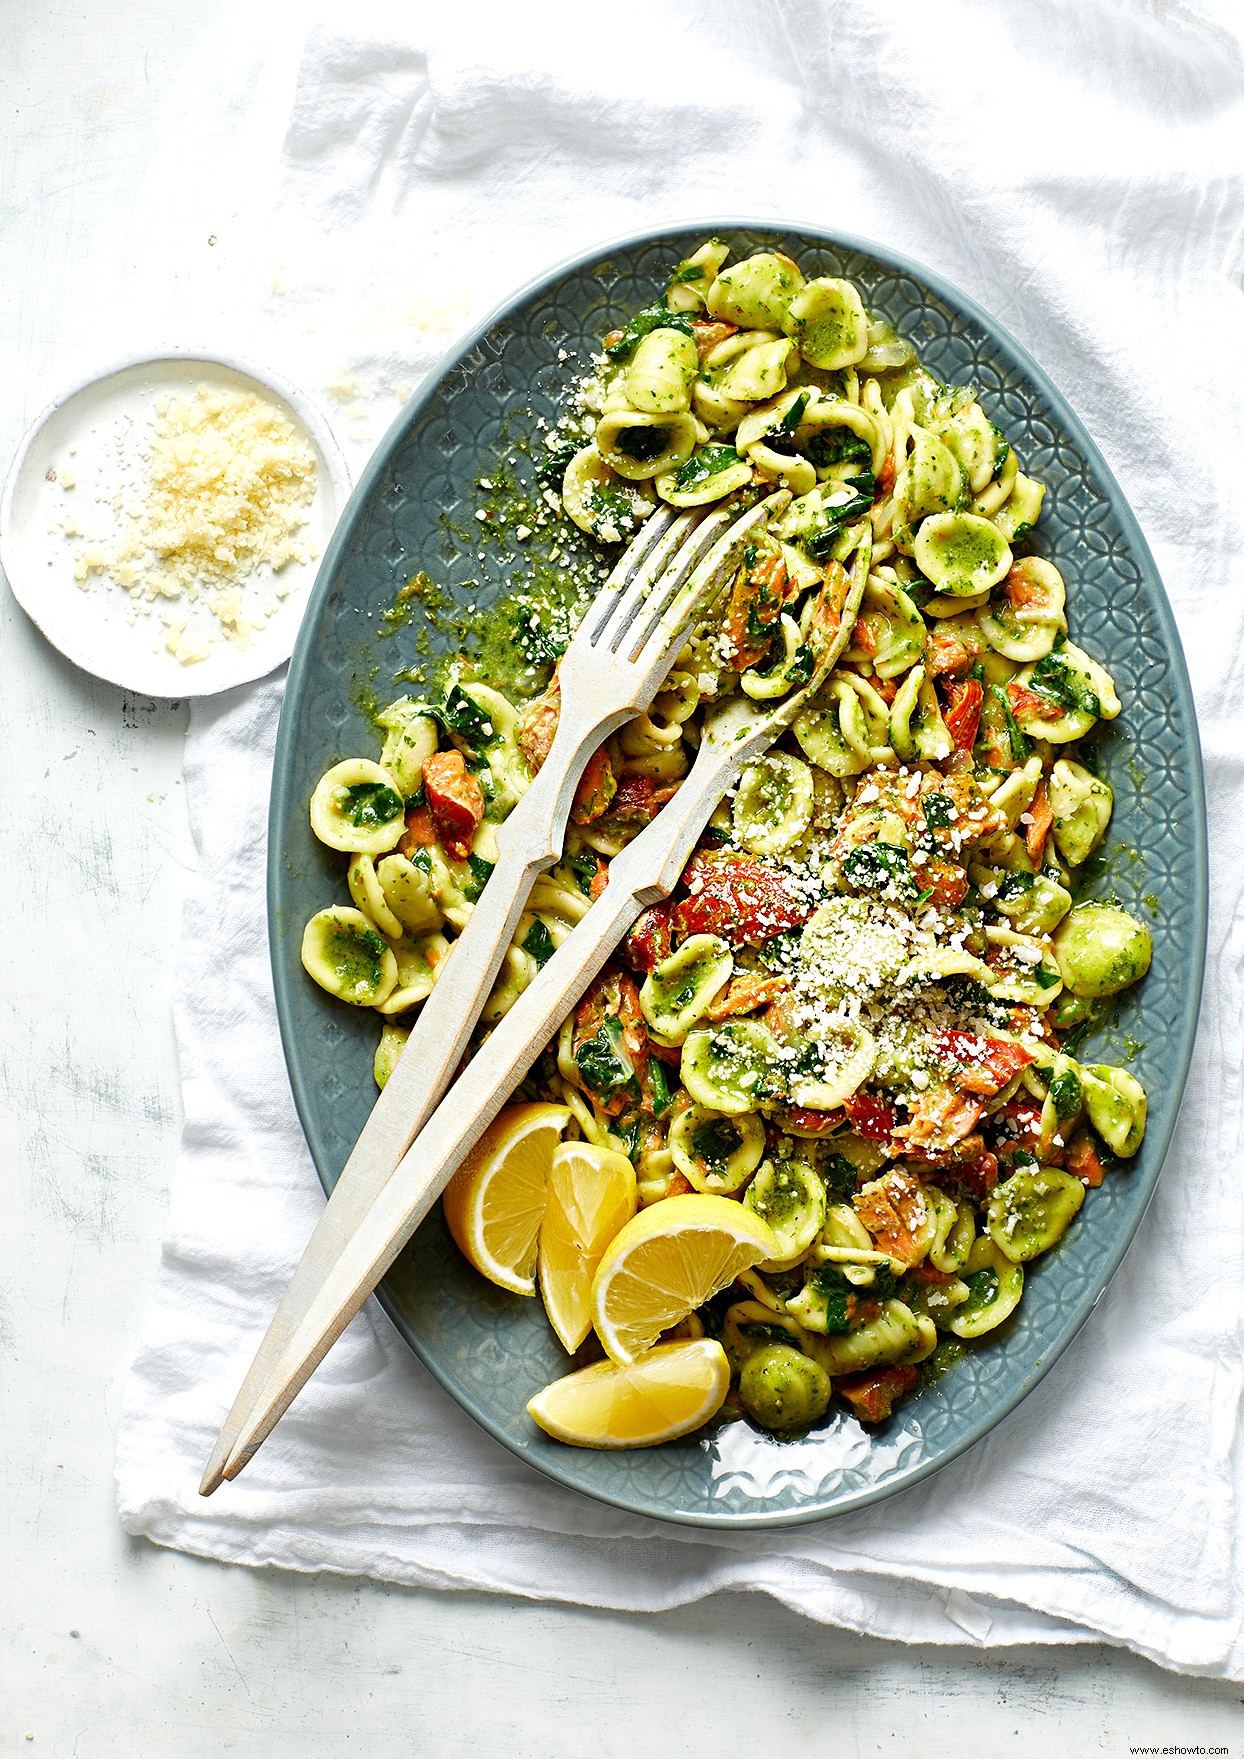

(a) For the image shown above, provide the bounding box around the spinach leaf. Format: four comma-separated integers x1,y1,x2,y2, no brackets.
673,444,742,491
751,634,814,689
804,490,875,557
340,782,403,829
757,928,800,972
514,610,566,667
1028,652,1100,718
605,302,693,359
990,682,1031,761
996,870,1036,901
805,429,871,469
869,1263,900,1301
990,423,1010,476
922,791,955,829
1048,1066,1083,1119
561,849,600,895
774,390,810,438
438,683,496,751
943,975,1004,1020
690,1117,743,1166
575,1018,639,1104
464,854,494,902
646,1057,674,1118
763,391,811,457
808,1265,854,1335
819,1291,854,1336
614,1117,642,1160
841,841,914,895
822,1154,859,1201
615,425,670,464
962,1267,999,1309
521,919,555,969
536,441,579,485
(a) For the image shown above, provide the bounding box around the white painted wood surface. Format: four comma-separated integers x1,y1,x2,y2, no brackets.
3,6,1242,1752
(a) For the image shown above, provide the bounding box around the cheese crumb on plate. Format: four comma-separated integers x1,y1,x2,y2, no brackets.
1,352,350,697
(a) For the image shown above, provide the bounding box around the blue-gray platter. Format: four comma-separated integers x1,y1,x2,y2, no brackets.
269,222,1207,1528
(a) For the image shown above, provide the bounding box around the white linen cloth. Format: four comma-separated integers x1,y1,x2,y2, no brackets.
116,0,1244,1677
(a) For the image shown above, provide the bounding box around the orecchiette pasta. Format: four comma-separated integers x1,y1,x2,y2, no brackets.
640,935,734,1041
300,240,1155,1449
705,251,803,329
669,1105,766,1193
1049,759,1113,866
783,277,870,371
309,760,406,855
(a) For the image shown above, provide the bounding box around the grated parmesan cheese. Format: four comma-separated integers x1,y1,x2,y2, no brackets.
68,384,317,663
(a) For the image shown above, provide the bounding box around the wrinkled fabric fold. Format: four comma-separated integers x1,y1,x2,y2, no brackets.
117,0,1244,1678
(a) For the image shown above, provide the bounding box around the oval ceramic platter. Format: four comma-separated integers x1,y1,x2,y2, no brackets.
269,223,1206,1528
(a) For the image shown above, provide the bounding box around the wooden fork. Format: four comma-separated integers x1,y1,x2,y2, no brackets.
203,520,869,1491
200,491,787,1495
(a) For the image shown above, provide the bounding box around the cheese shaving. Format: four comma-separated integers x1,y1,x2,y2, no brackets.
68,384,317,663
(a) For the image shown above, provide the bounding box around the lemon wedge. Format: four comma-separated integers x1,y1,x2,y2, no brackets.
590,1192,778,1364
538,1141,637,1353
442,1102,570,1295
527,1339,730,1448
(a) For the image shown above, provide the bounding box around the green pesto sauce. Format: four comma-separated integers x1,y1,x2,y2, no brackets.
940,527,1000,572
373,418,609,707
749,1165,806,1228
804,292,863,359
921,1336,966,1385
1077,984,1146,1065
326,923,386,995
749,765,795,825
690,1117,743,1168
1072,839,1145,900
379,569,455,640
351,670,386,738
668,964,711,1008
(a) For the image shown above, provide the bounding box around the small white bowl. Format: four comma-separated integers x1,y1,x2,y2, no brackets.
0,349,351,697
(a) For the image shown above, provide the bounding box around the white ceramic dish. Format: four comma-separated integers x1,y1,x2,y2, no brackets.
0,350,351,697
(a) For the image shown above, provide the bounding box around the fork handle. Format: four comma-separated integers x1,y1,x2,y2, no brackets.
212,759,725,1485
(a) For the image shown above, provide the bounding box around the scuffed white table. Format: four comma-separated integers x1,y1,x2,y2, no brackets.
4,6,1242,1753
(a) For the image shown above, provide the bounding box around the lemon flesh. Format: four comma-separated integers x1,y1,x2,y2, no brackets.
527,1339,730,1448
442,1102,570,1295
539,1142,637,1353
590,1192,778,1364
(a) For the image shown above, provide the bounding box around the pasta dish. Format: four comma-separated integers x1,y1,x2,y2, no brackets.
298,240,1152,1445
